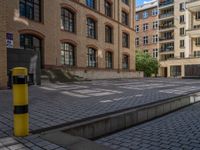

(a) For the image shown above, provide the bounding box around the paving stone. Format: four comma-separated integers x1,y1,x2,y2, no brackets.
96,102,200,150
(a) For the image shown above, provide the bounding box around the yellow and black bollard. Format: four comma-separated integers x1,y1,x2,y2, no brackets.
12,67,29,137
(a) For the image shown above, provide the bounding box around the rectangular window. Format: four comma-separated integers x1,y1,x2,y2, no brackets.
122,33,129,48
122,11,129,26
105,0,112,17
180,28,185,36
88,48,97,67
180,40,185,48
135,37,139,46
180,52,185,58
20,0,41,22
135,14,139,21
86,0,96,9
152,35,158,43
196,12,200,20
87,18,96,39
196,37,200,46
143,11,148,19
105,25,113,43
180,15,185,24
153,49,158,58
194,51,200,57
122,55,129,69
153,21,158,29
180,3,185,11
143,36,148,45
61,43,75,66
152,9,158,16
143,23,148,31
135,25,139,32
105,51,113,69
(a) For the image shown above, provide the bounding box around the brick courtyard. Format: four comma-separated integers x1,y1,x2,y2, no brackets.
0,78,200,149
96,102,200,150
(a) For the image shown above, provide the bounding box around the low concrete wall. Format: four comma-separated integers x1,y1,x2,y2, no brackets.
68,69,144,79
56,93,200,139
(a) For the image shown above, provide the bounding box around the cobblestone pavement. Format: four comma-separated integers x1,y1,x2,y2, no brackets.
0,135,66,150
96,102,200,150
1,78,200,136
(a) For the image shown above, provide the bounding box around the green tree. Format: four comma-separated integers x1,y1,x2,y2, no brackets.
136,51,159,77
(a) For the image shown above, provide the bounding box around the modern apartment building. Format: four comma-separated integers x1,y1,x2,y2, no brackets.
135,0,159,59
159,0,200,77
0,0,140,89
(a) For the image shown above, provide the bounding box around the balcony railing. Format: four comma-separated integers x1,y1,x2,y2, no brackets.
159,36,174,41
159,0,174,7
159,25,174,30
159,13,174,19
187,24,200,31
160,47,174,52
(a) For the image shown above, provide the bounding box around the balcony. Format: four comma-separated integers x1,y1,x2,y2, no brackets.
186,0,200,12
186,24,200,37
159,12,174,20
159,25,174,31
159,36,174,43
160,46,174,53
159,0,174,8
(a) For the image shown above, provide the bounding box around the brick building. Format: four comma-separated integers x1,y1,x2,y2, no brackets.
0,0,141,89
135,0,159,59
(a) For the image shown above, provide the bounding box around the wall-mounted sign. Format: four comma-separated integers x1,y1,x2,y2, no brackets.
6,33,13,48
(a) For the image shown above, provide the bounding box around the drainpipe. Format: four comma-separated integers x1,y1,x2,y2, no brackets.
118,1,120,73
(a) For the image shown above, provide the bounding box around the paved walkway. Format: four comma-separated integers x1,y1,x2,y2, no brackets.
1,78,200,136
0,135,66,150
96,102,200,150
1,78,200,149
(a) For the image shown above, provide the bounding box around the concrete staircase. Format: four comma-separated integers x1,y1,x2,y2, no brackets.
41,69,85,83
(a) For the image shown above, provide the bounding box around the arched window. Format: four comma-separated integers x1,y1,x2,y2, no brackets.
87,47,97,67
61,8,75,32
61,43,76,66
20,34,41,50
20,34,43,67
87,18,96,39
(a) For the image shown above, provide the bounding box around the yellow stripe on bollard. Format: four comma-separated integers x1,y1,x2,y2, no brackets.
12,67,29,137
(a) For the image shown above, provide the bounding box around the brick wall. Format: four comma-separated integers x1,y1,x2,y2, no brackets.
0,0,139,87
135,6,159,56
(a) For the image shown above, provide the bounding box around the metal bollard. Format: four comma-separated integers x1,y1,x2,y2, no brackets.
12,67,29,137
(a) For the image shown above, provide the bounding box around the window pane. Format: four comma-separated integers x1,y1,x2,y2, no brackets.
19,0,41,22
61,43,75,66
61,8,75,32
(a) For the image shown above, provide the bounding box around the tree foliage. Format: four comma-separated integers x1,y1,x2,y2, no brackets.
136,51,159,77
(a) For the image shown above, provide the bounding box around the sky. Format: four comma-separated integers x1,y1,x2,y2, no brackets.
136,0,154,6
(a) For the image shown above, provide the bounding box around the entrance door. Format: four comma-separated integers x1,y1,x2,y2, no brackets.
164,67,168,77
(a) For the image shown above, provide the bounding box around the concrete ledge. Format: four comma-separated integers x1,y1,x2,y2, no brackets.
41,92,200,140
41,132,111,150
68,70,144,80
